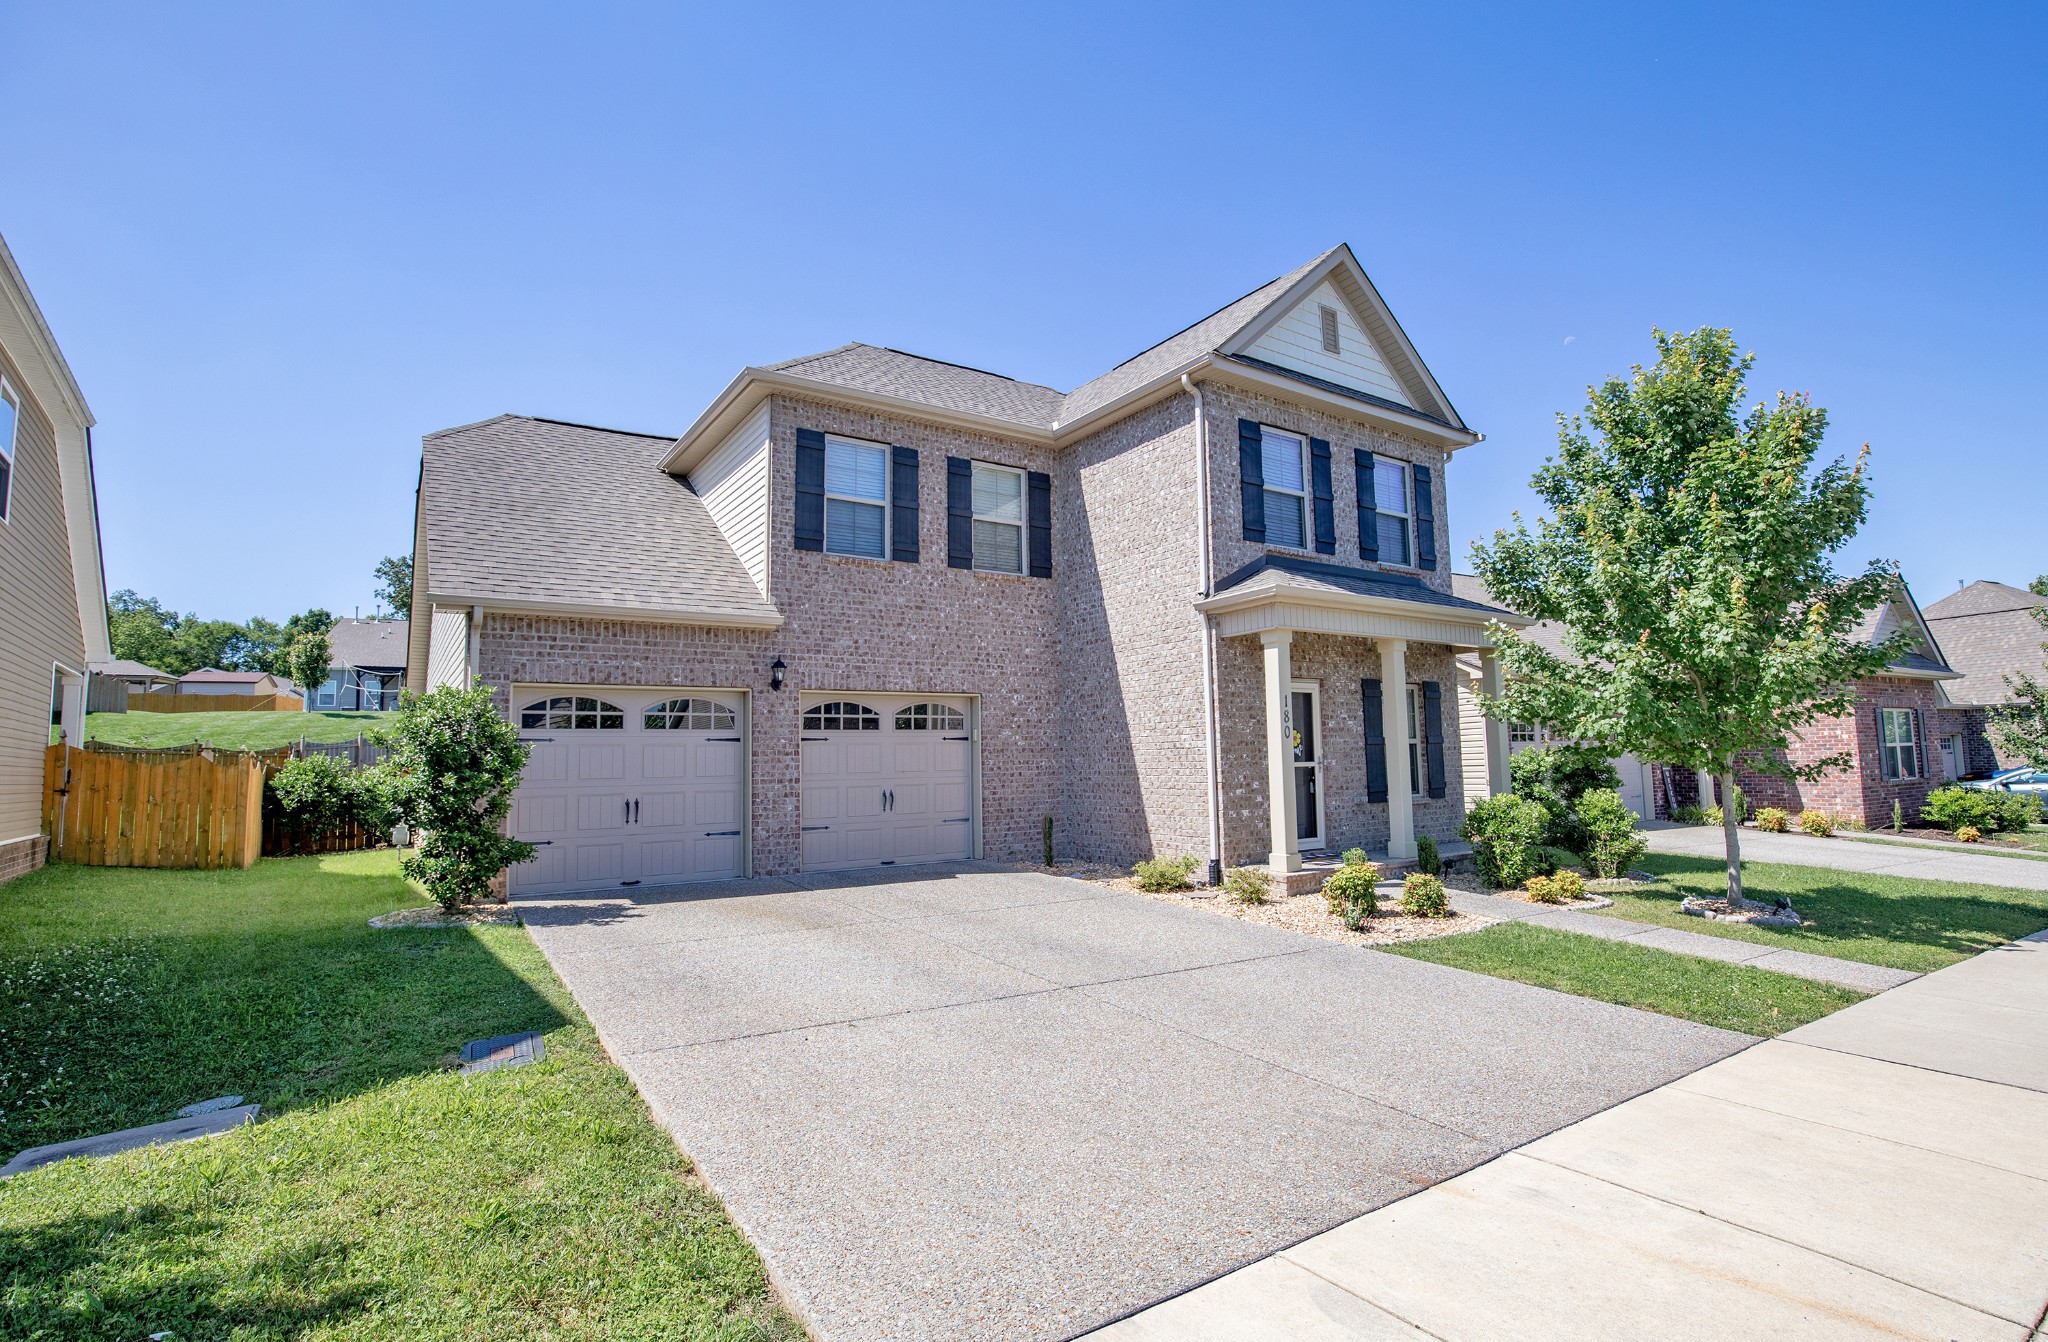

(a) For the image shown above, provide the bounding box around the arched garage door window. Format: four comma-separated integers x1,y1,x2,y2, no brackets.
894,702,965,732
803,701,880,731
519,695,625,730
643,698,737,731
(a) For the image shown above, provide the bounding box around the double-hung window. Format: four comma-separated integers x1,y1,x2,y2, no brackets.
1260,427,1308,549
971,461,1025,574
1374,459,1412,566
0,375,17,523
824,436,889,558
1405,686,1423,797
1879,708,1920,780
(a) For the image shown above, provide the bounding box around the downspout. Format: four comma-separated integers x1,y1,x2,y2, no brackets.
467,605,484,691
1183,373,1225,885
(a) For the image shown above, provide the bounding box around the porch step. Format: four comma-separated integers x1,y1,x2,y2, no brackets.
1262,842,1472,898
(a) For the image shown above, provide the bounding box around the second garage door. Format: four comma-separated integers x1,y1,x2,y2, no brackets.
800,693,976,872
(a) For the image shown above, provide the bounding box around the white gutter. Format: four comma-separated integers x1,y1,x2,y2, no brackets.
1183,373,1225,884
467,605,483,690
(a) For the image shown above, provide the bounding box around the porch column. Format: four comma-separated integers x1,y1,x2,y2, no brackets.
1260,630,1301,874
1379,637,1416,861
1695,768,1716,808
1479,651,1510,798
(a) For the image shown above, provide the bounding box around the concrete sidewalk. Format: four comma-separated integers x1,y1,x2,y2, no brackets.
1447,889,1921,993
1087,931,2048,1341
1647,823,2048,892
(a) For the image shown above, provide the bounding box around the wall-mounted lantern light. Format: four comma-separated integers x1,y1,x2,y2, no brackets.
770,657,786,692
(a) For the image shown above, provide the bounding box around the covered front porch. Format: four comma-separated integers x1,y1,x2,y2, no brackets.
1197,557,1527,893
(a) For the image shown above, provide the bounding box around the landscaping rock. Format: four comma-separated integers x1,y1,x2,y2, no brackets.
1679,894,1805,928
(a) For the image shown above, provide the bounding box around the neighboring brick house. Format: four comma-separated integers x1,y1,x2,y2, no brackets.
0,232,110,884
407,245,1524,895
1923,580,2048,776
1668,581,1967,827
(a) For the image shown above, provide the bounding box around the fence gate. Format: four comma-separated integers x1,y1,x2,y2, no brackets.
42,744,267,869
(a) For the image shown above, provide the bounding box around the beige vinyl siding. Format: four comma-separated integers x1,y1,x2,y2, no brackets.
692,402,772,598
426,607,470,690
1455,666,1489,811
0,348,84,841
1244,280,1411,406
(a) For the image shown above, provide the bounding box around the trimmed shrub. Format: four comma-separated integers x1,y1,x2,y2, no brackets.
1576,788,1647,879
1890,800,1904,833
1727,784,1749,824
266,754,393,854
384,684,536,910
1755,807,1790,833
1464,794,1550,889
1922,786,2039,835
1341,847,1371,868
1671,805,1705,825
1550,869,1586,900
1509,744,1621,854
1416,834,1441,876
1539,845,1584,874
1401,872,1450,918
1322,859,1380,924
1956,825,1982,843
1224,865,1272,905
1702,804,1725,827
1132,854,1199,892
1524,873,1563,904
1797,810,1834,837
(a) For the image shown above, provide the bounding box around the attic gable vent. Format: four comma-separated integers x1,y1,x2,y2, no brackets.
1319,304,1340,353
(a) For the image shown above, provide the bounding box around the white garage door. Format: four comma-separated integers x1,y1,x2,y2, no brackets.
801,694,975,872
510,688,747,895
1615,753,1650,819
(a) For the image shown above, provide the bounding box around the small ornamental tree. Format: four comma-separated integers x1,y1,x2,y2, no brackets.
382,684,535,910
1989,576,2048,770
1471,329,1905,906
286,630,333,704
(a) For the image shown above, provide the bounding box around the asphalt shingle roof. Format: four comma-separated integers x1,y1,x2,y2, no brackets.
421,416,779,623
1924,580,2048,706
764,344,1067,430
327,618,409,671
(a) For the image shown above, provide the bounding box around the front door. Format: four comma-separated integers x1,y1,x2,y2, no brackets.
1290,682,1324,850
1940,735,1961,781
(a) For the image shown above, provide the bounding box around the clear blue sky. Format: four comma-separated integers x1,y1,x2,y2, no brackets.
5,1,2042,624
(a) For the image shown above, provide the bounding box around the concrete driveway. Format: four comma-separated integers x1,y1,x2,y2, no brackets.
518,864,1749,1342
1647,823,2048,891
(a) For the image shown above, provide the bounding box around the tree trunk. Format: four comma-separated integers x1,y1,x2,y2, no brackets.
1720,767,1745,906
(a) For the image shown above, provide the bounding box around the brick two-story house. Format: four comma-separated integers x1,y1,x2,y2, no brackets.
406,246,1523,895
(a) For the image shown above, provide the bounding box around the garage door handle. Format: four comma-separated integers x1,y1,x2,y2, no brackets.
944,735,969,741
802,825,829,831
708,736,742,742
530,839,554,845
942,817,971,823
521,737,554,743
801,735,827,742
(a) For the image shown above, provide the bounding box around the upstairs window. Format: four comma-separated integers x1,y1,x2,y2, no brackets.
1259,427,1308,549
825,436,888,558
520,695,625,730
971,462,1025,573
0,376,16,523
1373,459,1411,566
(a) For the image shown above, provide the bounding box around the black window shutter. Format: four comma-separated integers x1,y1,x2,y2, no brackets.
946,456,973,569
1876,707,1895,780
890,446,919,563
1309,437,1335,554
1354,448,1379,562
1027,470,1052,578
1361,679,1388,804
1412,463,1438,571
1238,419,1265,542
1422,681,1447,798
1911,707,1925,780
794,429,826,552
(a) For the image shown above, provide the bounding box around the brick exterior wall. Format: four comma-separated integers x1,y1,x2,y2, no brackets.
1730,676,1950,827
0,833,49,885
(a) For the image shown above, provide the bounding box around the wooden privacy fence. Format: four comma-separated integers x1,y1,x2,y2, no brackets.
129,692,306,714
44,744,266,869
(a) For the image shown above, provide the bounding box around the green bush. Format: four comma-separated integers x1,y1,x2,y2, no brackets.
1132,853,1199,892
1524,873,1564,904
1341,847,1371,867
1416,834,1440,875
1956,824,1982,843
1509,744,1621,854
1702,804,1725,827
1539,845,1585,875
1890,799,1904,833
1576,788,1647,878
383,684,536,911
266,754,393,854
1401,872,1450,918
1671,804,1705,825
1797,810,1834,837
1727,783,1749,824
1921,786,2040,835
1224,865,1272,905
1755,806,1789,833
1463,794,1550,889
1322,860,1380,929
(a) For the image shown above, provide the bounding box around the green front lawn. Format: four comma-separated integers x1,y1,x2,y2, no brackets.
1592,854,2048,972
78,709,394,751
1384,921,1863,1036
0,853,797,1340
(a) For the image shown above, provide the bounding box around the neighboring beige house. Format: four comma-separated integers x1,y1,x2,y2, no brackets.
409,245,1523,896
171,669,296,698
0,232,109,883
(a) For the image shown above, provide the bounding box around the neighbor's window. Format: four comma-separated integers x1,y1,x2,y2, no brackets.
971,461,1025,574
0,376,17,523
1374,459,1411,566
1260,427,1308,549
825,436,888,559
1879,708,1920,780
317,674,339,708
1406,685,1422,797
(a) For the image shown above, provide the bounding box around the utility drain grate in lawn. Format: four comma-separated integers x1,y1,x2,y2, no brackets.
460,1032,545,1075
